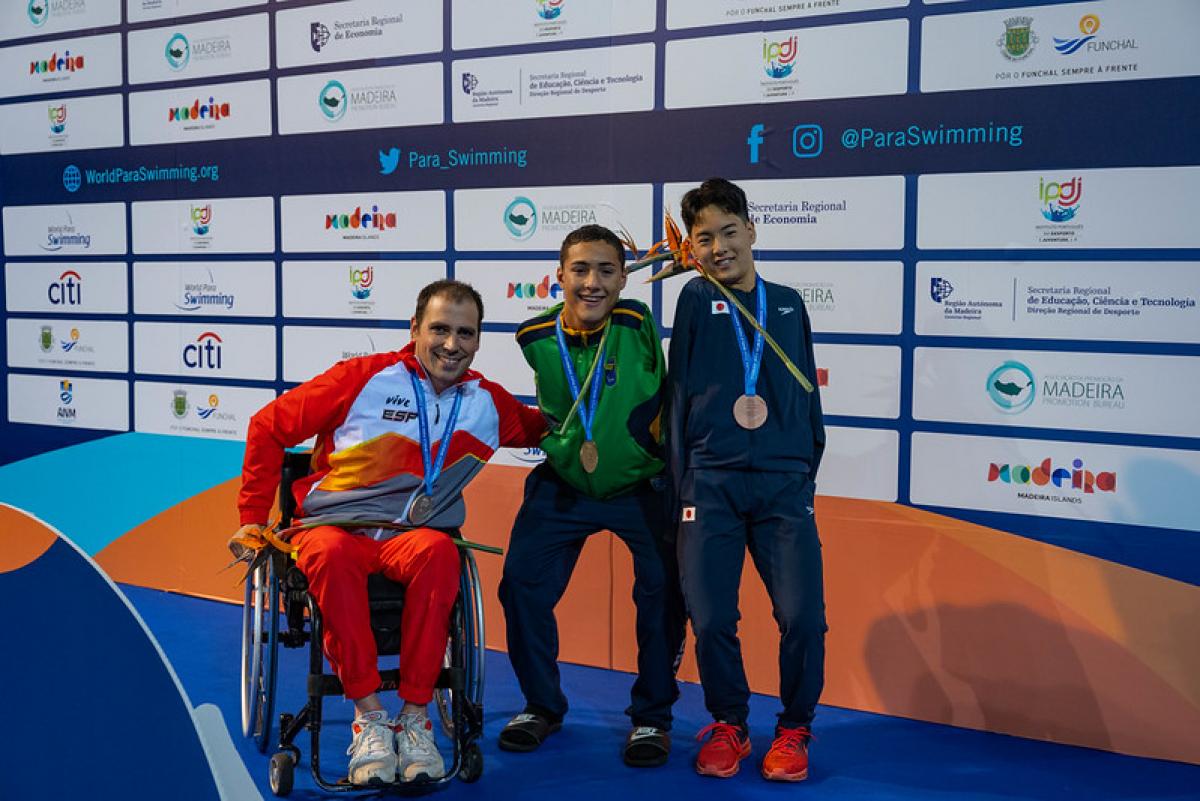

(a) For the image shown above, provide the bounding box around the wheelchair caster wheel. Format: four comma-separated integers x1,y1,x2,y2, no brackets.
458,743,483,783
269,750,296,797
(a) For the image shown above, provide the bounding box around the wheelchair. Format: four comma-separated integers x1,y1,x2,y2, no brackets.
240,450,487,796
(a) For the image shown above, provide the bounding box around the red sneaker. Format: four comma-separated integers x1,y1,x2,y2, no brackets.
761,725,811,781
694,722,751,778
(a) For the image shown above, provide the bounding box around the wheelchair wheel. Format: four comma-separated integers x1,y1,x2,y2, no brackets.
458,743,483,784
269,750,295,797
241,555,280,753
434,550,486,737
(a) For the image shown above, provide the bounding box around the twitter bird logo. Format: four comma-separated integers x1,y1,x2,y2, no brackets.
378,148,401,175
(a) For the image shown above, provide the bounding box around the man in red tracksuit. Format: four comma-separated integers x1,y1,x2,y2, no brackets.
232,280,544,785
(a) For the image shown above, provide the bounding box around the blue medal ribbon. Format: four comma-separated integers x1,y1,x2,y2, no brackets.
727,278,767,397
409,369,464,502
555,315,606,443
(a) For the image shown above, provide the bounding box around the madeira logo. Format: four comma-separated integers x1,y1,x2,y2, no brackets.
325,205,396,231
168,97,231,123
165,33,190,70
319,80,348,121
1039,176,1081,222
986,360,1035,413
28,0,48,27
30,49,84,75
763,35,798,79
507,274,561,301
998,16,1038,61
503,196,537,240
988,457,1116,494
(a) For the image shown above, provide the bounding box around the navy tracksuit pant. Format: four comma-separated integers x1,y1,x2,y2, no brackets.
677,468,827,729
499,464,687,729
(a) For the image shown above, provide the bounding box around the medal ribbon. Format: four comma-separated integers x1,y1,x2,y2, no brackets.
409,369,464,501
727,278,767,397
555,315,608,442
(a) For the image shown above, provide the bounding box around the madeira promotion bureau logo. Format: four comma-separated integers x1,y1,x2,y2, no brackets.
165,33,189,70
504,197,537,240
1039,176,1081,223
28,0,48,26
763,35,799,79
998,16,1038,61
319,78,397,122
319,80,348,121
536,0,564,20
986,360,1035,414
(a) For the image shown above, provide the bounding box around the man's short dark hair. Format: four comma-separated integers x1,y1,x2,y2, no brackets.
559,224,626,268
680,178,751,231
413,279,484,328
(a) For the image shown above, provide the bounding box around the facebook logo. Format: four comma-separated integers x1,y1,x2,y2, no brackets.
746,124,765,164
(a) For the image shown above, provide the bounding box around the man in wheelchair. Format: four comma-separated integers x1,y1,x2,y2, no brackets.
229,280,545,785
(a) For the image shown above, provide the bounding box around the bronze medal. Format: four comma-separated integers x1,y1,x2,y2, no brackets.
580,440,600,474
409,493,435,526
732,394,768,430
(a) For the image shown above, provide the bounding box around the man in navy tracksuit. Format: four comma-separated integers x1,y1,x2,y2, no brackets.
666,178,827,782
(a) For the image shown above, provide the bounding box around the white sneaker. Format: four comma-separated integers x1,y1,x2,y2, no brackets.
346,710,397,785
395,710,446,781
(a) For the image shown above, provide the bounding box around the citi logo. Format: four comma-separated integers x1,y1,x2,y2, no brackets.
325,205,396,231
183,331,223,370
168,97,231,123
987,457,1116,494
30,50,84,74
507,275,561,300
47,269,82,305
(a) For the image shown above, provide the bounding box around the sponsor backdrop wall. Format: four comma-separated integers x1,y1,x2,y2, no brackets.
2,0,1199,764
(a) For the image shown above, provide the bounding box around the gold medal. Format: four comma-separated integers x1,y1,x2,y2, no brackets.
732,394,768,430
580,440,599,474
409,493,435,526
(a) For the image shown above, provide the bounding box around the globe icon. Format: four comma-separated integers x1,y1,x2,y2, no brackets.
62,165,81,193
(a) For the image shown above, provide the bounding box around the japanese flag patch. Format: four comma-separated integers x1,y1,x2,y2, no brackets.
711,300,730,315
681,506,696,522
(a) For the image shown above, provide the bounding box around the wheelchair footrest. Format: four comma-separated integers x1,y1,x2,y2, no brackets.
308,667,465,698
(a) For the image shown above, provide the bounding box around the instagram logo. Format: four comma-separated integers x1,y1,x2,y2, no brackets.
792,124,823,158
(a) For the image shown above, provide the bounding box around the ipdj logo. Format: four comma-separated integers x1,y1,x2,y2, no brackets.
191,203,213,235
998,16,1038,61
183,331,223,369
1039,176,1081,222
350,266,374,300
930,277,954,303
763,36,798,79
62,164,81,192
48,269,82,305
165,33,190,70
197,393,220,419
504,197,537,240
319,80,348,121
48,103,66,134
311,22,330,52
986,360,1036,414
461,72,479,95
28,0,48,27
536,0,564,20
1054,14,1100,55
60,380,73,405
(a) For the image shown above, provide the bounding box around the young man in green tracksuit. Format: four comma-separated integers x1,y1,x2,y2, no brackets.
498,224,687,767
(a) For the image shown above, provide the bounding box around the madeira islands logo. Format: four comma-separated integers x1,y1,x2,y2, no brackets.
763,35,799,79
28,0,48,27
319,80,348,122
504,196,537,240
536,0,564,20
1038,176,1081,222
1054,14,1100,55
986,360,1035,414
998,16,1038,61
165,33,190,71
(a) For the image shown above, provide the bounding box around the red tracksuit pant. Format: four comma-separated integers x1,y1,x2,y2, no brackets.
293,526,460,703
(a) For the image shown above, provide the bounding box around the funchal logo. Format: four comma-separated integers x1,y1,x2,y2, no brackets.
311,22,331,52
1038,176,1081,222
29,49,84,75
197,393,220,419
165,33,190,71
763,35,799,79
48,103,67,134
930,277,954,303
987,457,1116,494
191,203,213,235
504,196,537,240
319,80,348,122
1054,14,1100,55
536,0,564,20
350,266,374,299
325,205,396,231
48,269,82,305
28,0,48,27
986,360,1035,414
998,16,1038,61
60,327,81,352
169,97,231,124
508,274,562,302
